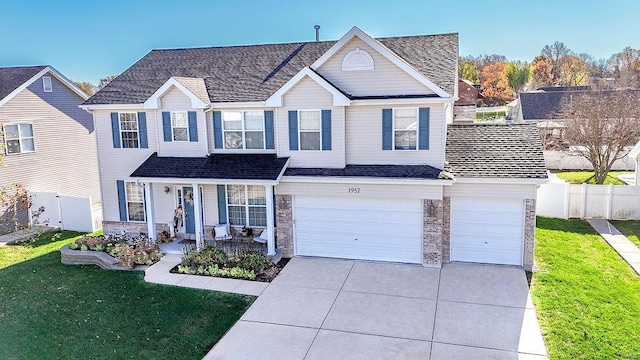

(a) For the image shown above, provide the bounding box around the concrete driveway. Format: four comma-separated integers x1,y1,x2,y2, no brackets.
204,258,548,360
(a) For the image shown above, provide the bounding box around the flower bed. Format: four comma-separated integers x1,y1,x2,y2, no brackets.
171,247,287,282
66,234,163,269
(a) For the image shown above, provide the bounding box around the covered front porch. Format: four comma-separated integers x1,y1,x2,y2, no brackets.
130,152,289,257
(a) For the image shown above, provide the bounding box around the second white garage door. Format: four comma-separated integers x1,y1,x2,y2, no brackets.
295,196,423,264
450,197,524,266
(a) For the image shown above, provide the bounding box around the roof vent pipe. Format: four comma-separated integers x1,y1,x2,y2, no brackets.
314,25,320,42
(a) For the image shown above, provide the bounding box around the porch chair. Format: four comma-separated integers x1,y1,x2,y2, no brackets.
213,223,232,241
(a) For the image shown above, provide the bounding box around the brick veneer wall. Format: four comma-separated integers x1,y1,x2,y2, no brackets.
442,197,451,263
423,199,445,267
523,199,536,271
276,195,294,257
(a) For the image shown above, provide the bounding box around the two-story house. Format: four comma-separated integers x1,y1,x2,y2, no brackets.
0,66,101,234
82,27,546,270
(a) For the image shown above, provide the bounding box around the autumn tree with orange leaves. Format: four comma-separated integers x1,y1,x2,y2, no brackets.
480,62,514,103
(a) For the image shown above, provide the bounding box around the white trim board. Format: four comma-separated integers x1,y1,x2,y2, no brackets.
143,77,209,109
0,66,90,107
310,26,451,99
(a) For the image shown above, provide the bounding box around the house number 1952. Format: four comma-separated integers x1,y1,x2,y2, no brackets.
348,187,360,194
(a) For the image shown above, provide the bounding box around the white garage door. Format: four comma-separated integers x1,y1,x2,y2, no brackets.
450,197,524,266
295,196,423,264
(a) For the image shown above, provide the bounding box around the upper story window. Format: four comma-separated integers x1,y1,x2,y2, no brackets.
299,110,321,150
171,112,189,141
3,123,35,154
226,185,267,227
222,111,265,149
393,108,418,150
125,181,145,222
42,76,53,92
119,113,139,148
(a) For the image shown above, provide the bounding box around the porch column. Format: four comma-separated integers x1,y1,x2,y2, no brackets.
193,184,204,250
266,185,276,256
144,182,156,242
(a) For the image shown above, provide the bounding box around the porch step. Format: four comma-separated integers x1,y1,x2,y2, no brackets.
267,248,284,265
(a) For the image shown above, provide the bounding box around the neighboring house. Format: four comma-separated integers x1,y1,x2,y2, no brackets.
628,140,640,186
514,88,639,170
0,66,101,233
81,27,546,270
452,79,478,123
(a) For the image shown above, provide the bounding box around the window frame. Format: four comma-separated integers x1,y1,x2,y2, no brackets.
3,122,35,155
221,111,266,150
125,181,146,222
42,76,53,92
118,112,140,149
298,109,322,151
170,111,190,142
392,107,419,151
225,185,267,227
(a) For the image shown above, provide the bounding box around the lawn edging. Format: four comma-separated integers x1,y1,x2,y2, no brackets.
60,244,136,271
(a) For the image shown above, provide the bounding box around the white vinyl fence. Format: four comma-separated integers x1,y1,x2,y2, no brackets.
537,183,640,220
30,192,102,233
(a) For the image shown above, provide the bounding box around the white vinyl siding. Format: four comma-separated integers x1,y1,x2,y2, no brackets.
315,37,433,97
3,123,35,154
277,77,345,168
345,104,444,166
0,75,101,205
156,87,207,157
119,112,139,148
222,111,265,149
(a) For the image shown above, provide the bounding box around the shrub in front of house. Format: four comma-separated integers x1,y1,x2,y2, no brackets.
67,234,163,269
176,247,275,281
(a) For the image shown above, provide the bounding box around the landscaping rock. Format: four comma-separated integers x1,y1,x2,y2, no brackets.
60,244,134,271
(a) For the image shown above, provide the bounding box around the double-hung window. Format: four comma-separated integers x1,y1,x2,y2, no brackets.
119,113,139,148
171,112,189,141
393,108,418,150
226,185,267,227
3,123,35,154
125,181,145,222
222,111,265,149
299,110,321,150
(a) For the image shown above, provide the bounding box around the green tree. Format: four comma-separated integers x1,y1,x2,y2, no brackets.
459,60,481,84
505,61,531,97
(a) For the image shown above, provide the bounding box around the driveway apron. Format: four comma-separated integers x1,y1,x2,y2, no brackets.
203,258,548,360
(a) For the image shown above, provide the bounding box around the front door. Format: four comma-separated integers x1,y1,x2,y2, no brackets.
183,186,195,234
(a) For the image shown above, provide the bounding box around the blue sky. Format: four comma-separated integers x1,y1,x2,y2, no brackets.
1,0,638,84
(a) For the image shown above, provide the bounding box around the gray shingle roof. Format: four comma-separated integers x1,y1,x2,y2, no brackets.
0,65,47,102
85,33,458,105
520,89,640,120
285,164,444,179
130,153,289,180
446,124,547,179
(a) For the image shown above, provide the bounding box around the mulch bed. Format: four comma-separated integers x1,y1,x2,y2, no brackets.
169,257,290,283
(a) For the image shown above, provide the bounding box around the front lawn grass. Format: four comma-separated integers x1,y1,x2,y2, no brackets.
532,217,640,360
610,220,640,248
552,171,632,185
0,230,253,360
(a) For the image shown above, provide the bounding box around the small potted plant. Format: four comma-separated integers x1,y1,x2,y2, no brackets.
240,226,253,237
158,230,172,243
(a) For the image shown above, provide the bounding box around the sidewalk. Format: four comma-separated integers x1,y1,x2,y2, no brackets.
143,255,268,296
0,226,57,247
587,219,640,275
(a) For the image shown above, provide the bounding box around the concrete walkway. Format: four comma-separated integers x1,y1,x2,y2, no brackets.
587,218,640,275
144,255,268,296
0,225,57,247
203,258,548,360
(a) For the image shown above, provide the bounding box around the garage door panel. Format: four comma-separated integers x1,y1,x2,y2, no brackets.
295,196,422,264
451,197,524,266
